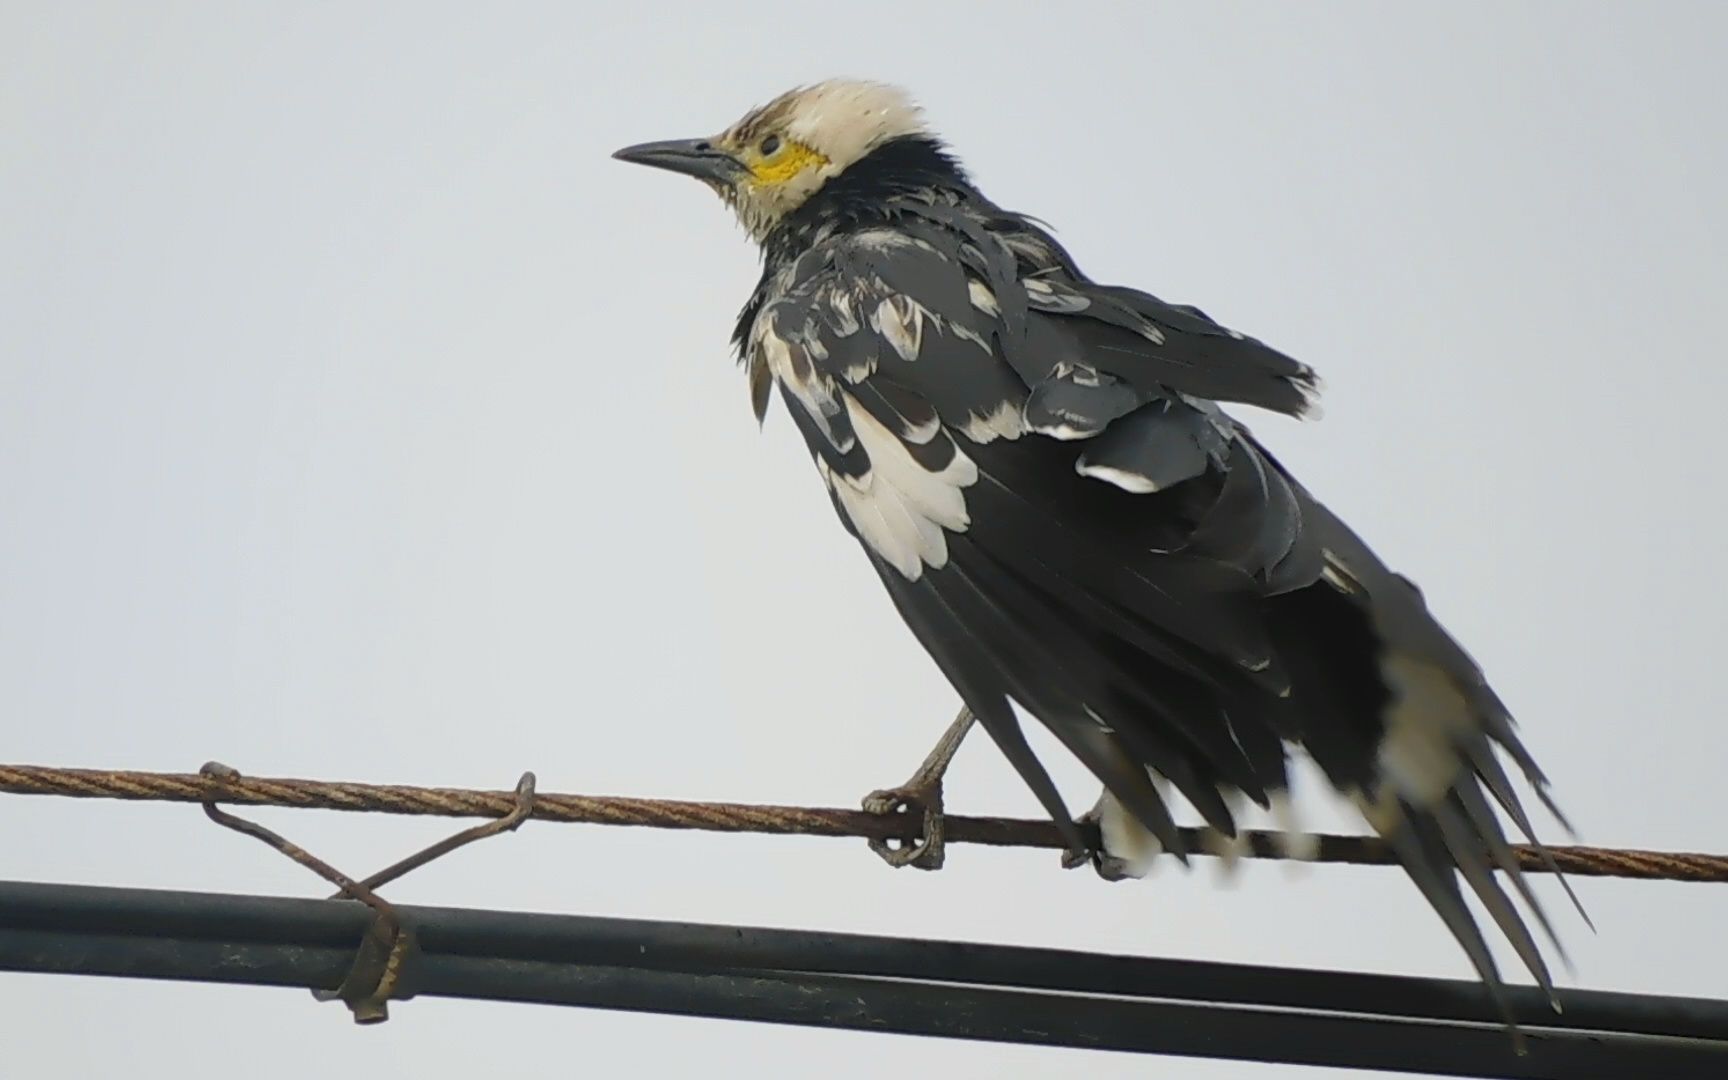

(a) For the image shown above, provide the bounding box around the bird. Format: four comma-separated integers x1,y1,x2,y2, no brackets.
613,78,1579,1019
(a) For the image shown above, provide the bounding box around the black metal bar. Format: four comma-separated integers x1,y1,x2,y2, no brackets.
414,906,1727,1042
6,879,1718,1040
1,880,1723,1077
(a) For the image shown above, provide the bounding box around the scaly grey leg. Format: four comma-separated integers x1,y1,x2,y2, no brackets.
861,706,976,870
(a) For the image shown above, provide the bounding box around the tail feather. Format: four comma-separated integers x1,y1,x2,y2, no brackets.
1279,483,1582,1014
1375,802,1524,1039
1433,794,1557,1005
1454,779,1574,968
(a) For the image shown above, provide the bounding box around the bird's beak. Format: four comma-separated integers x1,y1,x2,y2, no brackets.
611,138,745,184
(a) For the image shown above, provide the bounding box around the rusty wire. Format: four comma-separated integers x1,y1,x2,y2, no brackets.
1,762,1724,883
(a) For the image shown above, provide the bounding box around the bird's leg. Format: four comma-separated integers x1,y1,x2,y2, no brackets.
862,706,976,870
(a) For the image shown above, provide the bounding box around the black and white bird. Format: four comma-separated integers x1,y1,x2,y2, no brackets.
614,79,1578,1012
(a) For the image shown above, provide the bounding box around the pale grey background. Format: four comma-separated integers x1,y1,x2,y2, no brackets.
3,3,1725,1077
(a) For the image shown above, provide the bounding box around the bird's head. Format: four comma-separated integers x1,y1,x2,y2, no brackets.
613,79,931,241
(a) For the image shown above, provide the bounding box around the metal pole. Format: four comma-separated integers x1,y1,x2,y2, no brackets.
1,881,1723,1077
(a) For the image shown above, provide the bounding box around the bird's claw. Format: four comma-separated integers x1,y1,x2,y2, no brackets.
1059,808,1136,881
862,781,948,871
1061,843,1135,879
1089,852,1140,881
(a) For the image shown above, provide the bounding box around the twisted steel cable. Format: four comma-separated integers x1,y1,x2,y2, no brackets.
0,763,1721,882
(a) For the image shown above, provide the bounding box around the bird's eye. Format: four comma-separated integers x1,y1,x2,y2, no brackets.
760,135,782,156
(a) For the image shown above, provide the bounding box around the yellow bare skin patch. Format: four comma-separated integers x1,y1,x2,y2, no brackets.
748,140,829,186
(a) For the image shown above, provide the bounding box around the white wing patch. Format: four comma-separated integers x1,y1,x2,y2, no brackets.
948,319,993,354
967,278,1000,317
823,392,978,581
756,321,852,450
824,287,861,337
958,400,1026,444
872,294,928,361
756,293,982,582
1075,460,1162,493
1022,277,1091,314
895,404,942,445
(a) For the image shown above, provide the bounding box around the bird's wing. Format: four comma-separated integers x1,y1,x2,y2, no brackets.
746,220,1571,1015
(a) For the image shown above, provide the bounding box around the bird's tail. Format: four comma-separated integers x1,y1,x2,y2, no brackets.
1266,490,1586,1028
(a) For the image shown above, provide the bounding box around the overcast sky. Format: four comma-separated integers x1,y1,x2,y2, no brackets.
4,3,1726,1077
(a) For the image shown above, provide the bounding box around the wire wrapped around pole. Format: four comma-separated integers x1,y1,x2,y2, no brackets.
0,763,1724,882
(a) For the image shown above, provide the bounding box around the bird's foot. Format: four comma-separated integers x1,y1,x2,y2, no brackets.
861,706,977,871
1060,802,1155,881
862,778,948,870
1066,846,1142,881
